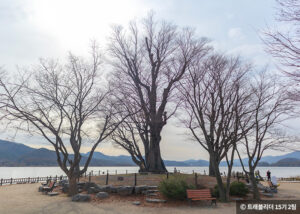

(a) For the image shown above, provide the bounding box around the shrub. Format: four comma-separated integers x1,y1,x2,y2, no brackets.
229,181,249,197
212,184,226,198
158,175,195,200
212,182,249,198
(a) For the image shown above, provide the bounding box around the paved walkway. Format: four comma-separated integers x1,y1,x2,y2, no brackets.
0,183,235,214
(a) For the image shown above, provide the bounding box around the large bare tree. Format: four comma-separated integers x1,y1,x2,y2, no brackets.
108,14,210,173
179,53,252,201
236,71,291,200
107,78,149,172
110,109,148,172
263,0,300,100
0,44,123,195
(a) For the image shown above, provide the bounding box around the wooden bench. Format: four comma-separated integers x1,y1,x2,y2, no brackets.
42,181,56,194
186,189,216,206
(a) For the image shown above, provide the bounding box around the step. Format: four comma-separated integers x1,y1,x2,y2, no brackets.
146,198,166,203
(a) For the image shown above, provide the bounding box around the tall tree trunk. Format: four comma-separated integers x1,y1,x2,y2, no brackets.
211,155,227,201
147,141,167,173
225,163,233,201
215,167,227,202
209,155,216,176
249,169,260,200
68,174,78,196
147,126,167,173
144,149,150,171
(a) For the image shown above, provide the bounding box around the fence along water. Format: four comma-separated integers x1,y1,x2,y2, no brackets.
1,168,297,187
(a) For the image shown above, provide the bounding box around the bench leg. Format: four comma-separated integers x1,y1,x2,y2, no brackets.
211,199,217,206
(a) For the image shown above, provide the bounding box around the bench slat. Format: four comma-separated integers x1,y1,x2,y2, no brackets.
191,198,216,201
187,189,216,202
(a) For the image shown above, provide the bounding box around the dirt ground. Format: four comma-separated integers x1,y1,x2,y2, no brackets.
261,181,300,199
0,183,234,214
0,181,300,214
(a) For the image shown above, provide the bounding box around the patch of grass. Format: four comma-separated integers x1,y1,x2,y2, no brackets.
229,181,249,197
158,175,195,200
212,181,249,198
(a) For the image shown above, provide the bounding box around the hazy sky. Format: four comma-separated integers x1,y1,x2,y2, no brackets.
0,0,296,160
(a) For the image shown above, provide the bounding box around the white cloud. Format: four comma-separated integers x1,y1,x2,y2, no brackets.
228,27,244,40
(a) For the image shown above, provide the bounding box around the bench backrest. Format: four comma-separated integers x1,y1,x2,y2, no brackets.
48,181,55,190
187,189,213,198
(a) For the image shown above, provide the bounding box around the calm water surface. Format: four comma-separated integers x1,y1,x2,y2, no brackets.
0,166,299,179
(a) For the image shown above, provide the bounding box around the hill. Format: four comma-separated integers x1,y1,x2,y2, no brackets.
0,139,299,167
0,140,135,167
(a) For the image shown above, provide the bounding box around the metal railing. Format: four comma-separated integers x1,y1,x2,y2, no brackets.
0,175,67,186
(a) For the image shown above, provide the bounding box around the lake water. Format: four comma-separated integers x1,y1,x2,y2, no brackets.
0,166,300,179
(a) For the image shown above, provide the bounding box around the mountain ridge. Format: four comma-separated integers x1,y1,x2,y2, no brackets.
0,139,299,167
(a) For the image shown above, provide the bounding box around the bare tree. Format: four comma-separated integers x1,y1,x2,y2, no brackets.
179,53,252,201
0,44,123,196
108,14,210,173
262,0,300,100
110,109,148,172
236,71,291,200
108,77,150,172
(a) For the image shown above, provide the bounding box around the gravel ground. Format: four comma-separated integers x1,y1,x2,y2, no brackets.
0,183,236,214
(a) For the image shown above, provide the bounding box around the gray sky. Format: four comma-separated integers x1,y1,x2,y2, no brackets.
0,0,298,160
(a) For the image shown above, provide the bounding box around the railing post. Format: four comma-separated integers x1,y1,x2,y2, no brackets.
10,178,12,185
99,170,100,176
28,177,30,183
1,178,2,186
37,177,39,183
134,173,137,186
106,173,109,185
195,173,198,187
115,170,117,175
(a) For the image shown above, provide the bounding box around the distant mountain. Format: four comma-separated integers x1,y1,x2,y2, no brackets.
184,159,209,166
0,140,135,167
217,151,300,167
0,139,299,167
0,140,35,166
272,158,300,167
17,148,58,166
257,161,270,166
83,152,134,166
164,160,189,166
260,151,300,164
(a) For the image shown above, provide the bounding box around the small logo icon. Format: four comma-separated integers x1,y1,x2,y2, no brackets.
240,204,247,210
